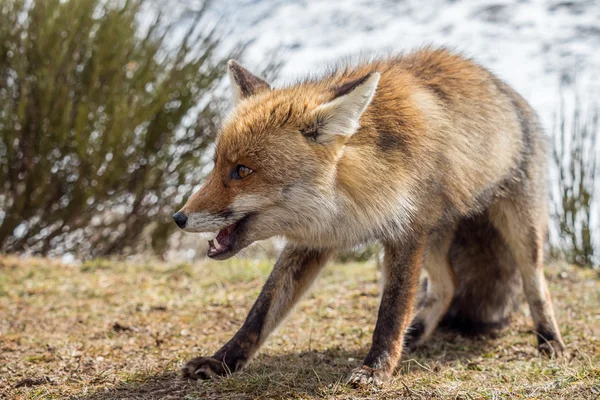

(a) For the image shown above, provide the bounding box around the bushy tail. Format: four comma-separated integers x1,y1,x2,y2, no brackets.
439,214,523,335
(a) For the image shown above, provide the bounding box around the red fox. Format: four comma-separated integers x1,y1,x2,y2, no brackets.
174,48,565,386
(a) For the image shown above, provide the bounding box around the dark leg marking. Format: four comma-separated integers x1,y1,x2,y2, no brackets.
347,236,425,386
536,323,565,357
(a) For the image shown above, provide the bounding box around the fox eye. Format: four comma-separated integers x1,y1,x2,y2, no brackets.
232,164,253,179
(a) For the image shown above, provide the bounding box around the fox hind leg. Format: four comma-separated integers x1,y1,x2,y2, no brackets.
405,228,456,347
489,198,565,356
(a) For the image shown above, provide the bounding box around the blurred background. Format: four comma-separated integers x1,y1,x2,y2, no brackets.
1,0,599,268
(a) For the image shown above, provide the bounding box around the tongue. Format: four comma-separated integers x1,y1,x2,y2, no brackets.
216,224,235,245
207,223,236,257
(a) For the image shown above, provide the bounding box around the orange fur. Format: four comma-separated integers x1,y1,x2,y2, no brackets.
178,48,564,385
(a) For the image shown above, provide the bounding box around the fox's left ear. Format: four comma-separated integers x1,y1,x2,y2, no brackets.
310,71,380,143
228,60,271,104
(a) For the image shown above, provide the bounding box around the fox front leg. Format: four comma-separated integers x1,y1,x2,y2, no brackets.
347,236,425,386
182,245,331,379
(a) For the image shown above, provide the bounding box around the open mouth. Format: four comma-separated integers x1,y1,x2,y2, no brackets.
206,214,250,259
207,223,236,258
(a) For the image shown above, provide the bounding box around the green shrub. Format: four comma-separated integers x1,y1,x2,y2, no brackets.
0,0,237,257
550,84,599,268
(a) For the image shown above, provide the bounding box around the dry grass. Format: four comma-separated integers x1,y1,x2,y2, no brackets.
0,255,598,399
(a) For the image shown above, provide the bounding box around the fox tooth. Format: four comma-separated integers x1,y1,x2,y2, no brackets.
214,237,222,250
203,231,218,240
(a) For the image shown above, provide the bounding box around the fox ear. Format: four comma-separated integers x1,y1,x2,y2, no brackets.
228,60,271,103
310,72,380,143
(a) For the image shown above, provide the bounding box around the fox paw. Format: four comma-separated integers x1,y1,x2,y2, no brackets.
346,365,390,387
182,356,229,380
404,319,426,349
538,340,565,358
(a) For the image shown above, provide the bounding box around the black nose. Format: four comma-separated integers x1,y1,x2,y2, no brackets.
173,212,188,228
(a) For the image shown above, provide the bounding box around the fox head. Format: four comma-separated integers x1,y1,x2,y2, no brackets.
174,60,380,259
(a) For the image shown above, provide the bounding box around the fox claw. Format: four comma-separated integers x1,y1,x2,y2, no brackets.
538,340,565,358
182,356,229,380
346,365,390,387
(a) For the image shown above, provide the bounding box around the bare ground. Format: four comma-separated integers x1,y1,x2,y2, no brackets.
0,255,598,399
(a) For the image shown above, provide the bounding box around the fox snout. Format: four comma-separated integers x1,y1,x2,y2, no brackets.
173,179,257,259
175,181,232,233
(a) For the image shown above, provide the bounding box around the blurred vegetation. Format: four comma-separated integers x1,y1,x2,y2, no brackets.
0,0,596,268
337,243,381,264
0,0,238,257
550,84,599,268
